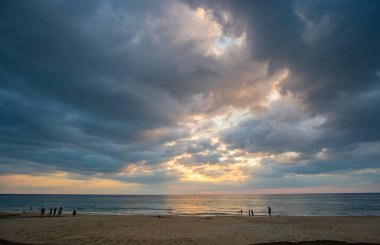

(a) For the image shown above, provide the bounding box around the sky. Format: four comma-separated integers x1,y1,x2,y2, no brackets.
0,0,379,194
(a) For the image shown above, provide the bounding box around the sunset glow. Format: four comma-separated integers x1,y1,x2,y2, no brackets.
0,0,379,194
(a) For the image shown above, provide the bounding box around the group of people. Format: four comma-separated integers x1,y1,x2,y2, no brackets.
240,206,272,217
39,206,66,217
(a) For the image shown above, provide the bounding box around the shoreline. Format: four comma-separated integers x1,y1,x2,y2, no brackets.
2,211,380,217
1,213,380,244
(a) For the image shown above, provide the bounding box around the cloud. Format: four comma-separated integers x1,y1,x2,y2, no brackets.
0,173,138,194
0,1,263,183
222,96,327,154
1,0,379,193
186,0,380,174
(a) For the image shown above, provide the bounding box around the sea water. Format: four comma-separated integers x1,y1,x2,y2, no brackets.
0,193,379,216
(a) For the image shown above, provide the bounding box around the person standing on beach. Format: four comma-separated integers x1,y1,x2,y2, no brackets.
240,209,243,214
58,206,62,216
40,207,45,217
72,210,76,217
268,206,271,217
49,208,52,217
54,208,57,216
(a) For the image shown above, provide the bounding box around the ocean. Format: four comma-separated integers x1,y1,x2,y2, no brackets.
0,193,379,216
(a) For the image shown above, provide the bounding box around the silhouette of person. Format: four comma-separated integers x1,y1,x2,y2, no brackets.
58,206,62,216
249,209,251,217
240,209,243,214
268,206,271,217
72,210,76,217
252,210,254,217
54,208,57,216
40,207,45,217
49,208,52,217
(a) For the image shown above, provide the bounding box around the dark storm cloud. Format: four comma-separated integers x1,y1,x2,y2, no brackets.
0,0,195,176
2,0,380,189
186,0,380,161
282,142,380,175
1,0,271,181
222,99,327,154
0,1,178,125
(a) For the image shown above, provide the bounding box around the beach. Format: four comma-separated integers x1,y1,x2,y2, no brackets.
0,214,379,245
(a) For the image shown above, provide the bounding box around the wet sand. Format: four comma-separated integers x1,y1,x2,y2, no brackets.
0,213,379,244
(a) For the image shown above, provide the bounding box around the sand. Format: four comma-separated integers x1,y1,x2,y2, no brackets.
0,213,379,245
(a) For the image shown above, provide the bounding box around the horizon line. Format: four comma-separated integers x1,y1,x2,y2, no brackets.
1,192,379,195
